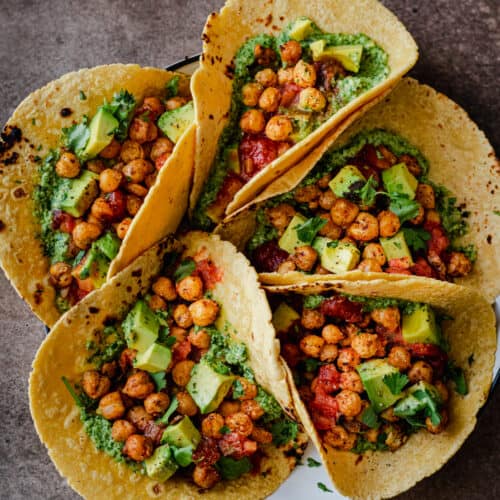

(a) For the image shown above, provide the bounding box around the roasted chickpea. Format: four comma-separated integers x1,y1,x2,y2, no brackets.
241,82,264,107
320,344,339,362
317,213,342,240
219,400,241,417
98,391,125,420
251,427,273,444
145,172,157,189
425,209,441,225
82,370,111,399
292,245,318,272
126,194,143,216
119,348,137,371
56,151,80,178
258,87,281,113
388,346,411,371
351,333,379,358
336,390,362,417
330,198,359,227
298,87,326,112
173,304,193,329
277,67,294,85
365,427,380,444
277,260,296,274
129,117,158,144
299,334,325,358
49,262,72,288
111,419,136,442
172,360,195,387
123,434,153,461
337,347,361,372
383,424,407,451
177,391,198,416
148,294,167,311
409,204,425,225
120,140,144,163
122,371,155,400
416,183,435,209
425,409,448,434
447,252,472,277
324,426,357,451
371,307,400,332
235,377,258,401
434,380,449,403
408,361,433,384
99,168,123,193
193,465,220,489
362,243,386,266
266,203,296,234
101,361,118,379
280,40,302,65
87,158,106,174
294,184,321,203
293,60,317,88
265,115,293,142
377,210,400,238
122,159,152,183
116,217,132,239
347,212,379,242
150,137,174,162
139,96,165,119
201,413,225,438
322,324,344,344
240,109,266,134
126,184,148,201
255,68,278,87
170,326,187,343
144,393,170,417
150,277,175,302
165,96,189,110
176,275,204,301
91,197,114,221
340,371,364,393
99,138,121,159
189,299,219,327
188,328,211,349
318,190,336,211
357,259,383,272
72,221,101,249
241,400,264,420
301,308,325,330
226,412,254,437
126,405,153,431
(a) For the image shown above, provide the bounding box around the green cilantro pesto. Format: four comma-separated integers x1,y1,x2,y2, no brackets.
193,19,389,230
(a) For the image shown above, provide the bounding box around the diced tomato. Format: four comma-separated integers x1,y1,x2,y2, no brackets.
411,257,436,278
363,144,392,170
316,365,341,393
172,339,192,362
385,267,412,275
358,164,381,186
218,433,257,459
195,258,223,290
320,296,364,323
281,343,300,368
193,437,221,467
279,83,301,107
239,134,278,180
52,210,76,233
119,348,137,372
309,388,339,419
143,421,165,445
311,412,335,431
155,152,170,171
424,222,449,257
105,190,127,221
252,240,289,273
407,342,448,377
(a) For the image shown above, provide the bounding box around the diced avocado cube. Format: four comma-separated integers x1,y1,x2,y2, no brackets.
382,162,418,199
312,237,360,273
53,170,99,217
380,231,413,264
145,444,178,482
134,343,172,372
161,416,201,449
357,360,403,413
310,40,364,73
290,113,314,142
74,246,109,288
288,17,315,41
328,165,366,198
187,360,235,414
94,232,121,261
82,108,119,159
402,305,440,345
158,101,194,144
278,213,308,254
122,300,159,352
272,303,300,333
224,145,240,174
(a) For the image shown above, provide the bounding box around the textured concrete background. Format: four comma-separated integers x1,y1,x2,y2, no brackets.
0,0,498,498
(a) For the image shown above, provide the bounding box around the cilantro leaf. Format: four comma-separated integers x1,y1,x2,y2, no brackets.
307,457,322,467
172,446,193,467
62,116,90,157
173,259,196,281
494,210,500,217
355,176,382,206
270,419,298,446
150,371,167,391
220,425,231,435
444,361,468,395
100,90,136,141
351,432,388,454
166,76,180,98
156,396,178,425
295,217,327,244
389,193,421,223
232,379,245,399
317,482,333,493
382,372,409,395
413,389,441,425
360,405,380,429
300,357,321,373
215,456,252,480
79,90,87,100
402,227,431,252
303,294,325,309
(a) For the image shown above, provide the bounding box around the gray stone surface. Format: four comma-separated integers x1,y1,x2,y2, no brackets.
0,0,498,498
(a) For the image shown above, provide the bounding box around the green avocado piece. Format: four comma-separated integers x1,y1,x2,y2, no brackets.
357,360,403,413
272,303,300,333
157,101,194,144
144,444,178,482
380,231,413,264
310,40,364,72
161,416,201,449
278,213,308,254
122,300,159,353
402,305,440,345
312,237,360,273
224,145,240,174
289,113,314,141
187,360,235,414
94,232,121,261
134,342,172,372
82,108,119,159
75,245,109,288
53,169,99,217
382,162,418,199
288,17,315,41
328,165,366,198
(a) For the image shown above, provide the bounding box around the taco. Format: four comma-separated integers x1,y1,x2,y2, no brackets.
0,64,195,327
190,0,418,227
266,278,496,498
29,232,306,499
217,78,500,301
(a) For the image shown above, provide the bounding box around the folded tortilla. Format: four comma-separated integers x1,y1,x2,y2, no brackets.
190,0,418,218
0,64,194,327
266,277,496,499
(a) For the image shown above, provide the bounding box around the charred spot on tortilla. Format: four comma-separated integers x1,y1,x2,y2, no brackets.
13,187,26,198
88,306,99,314
2,152,19,166
0,220,5,232
131,269,142,278
0,125,22,153
59,107,73,117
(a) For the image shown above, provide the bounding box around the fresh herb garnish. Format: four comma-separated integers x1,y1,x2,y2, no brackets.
360,405,380,429
317,482,333,493
270,419,299,446
494,210,500,217
220,425,231,435
444,361,468,395
173,259,196,281
151,371,167,391
402,227,431,252
215,456,252,480
356,176,380,206
232,379,245,399
157,396,178,425
303,294,325,309
62,115,90,157
382,372,409,395
165,76,180,98
295,217,327,244
100,90,136,141
307,457,322,468
79,90,87,100
413,389,441,425
388,192,421,223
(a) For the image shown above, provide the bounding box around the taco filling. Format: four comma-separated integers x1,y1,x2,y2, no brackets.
247,130,475,281
62,249,300,490
271,291,467,454
34,79,193,312
194,17,389,228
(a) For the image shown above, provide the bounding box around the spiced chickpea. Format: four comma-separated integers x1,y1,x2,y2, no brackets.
99,138,121,159
72,222,101,249
99,169,123,193
362,243,386,266
318,190,336,210
129,117,158,144
371,307,400,332
148,294,167,311
87,158,106,174
320,344,338,362
336,390,362,417
188,328,211,349
265,115,293,142
322,324,344,344
145,172,157,189
126,406,153,431
201,413,225,439
277,260,296,274
301,308,325,329
293,60,316,87
351,333,379,359
365,428,380,443
172,360,195,387
176,275,204,301
337,347,361,371
116,217,132,239
152,276,177,301
122,159,152,183
125,182,148,197
49,262,73,288
299,334,325,358
425,209,441,225
425,409,448,434
330,198,359,227
292,245,318,272
408,361,433,384
294,184,321,203
189,299,219,327
241,400,264,420
318,213,342,240
398,154,422,176
299,87,326,112
193,465,220,489
177,391,198,416
149,138,173,163
126,194,142,216
324,426,357,451
170,326,187,343
123,434,153,461
225,412,254,437
122,371,155,399
98,391,125,420
266,203,296,233
120,140,144,163
173,304,193,329
383,424,407,451
447,252,472,277
387,346,411,371
409,205,425,225
82,370,111,399
91,197,114,221
240,109,266,134
278,67,294,85
56,151,80,178
242,82,264,107
258,87,281,113
357,259,383,272
139,96,165,119
380,407,399,423
255,68,278,87
111,419,136,442
347,212,379,241
101,361,118,378
119,348,137,371
340,371,364,393
219,400,241,417
143,393,170,417
416,183,436,209
251,427,273,444
165,96,189,110
235,377,258,401
377,210,400,238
